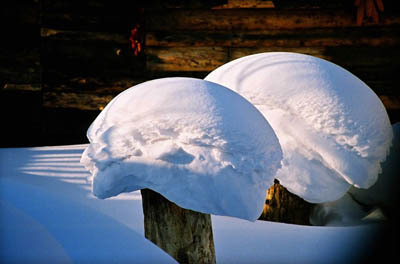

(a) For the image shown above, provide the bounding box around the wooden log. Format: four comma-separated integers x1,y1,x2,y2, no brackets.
212,0,275,9
43,92,113,111
230,46,400,67
146,47,228,71
350,66,399,82
379,96,400,110
41,91,399,113
322,46,400,67
144,0,225,9
230,46,327,60
141,189,216,264
0,64,41,85
272,0,352,9
40,28,128,43
259,179,314,225
41,0,143,32
42,77,144,94
3,83,41,92
1,23,40,84
146,9,400,32
146,27,400,48
41,39,145,79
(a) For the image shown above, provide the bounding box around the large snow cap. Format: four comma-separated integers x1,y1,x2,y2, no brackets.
205,52,393,203
81,77,282,221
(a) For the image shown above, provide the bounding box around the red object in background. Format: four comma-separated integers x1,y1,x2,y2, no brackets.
129,24,142,56
354,0,384,25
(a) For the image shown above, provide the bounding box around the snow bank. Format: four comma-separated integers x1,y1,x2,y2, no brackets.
1,145,386,263
0,145,176,264
205,52,393,203
81,77,282,221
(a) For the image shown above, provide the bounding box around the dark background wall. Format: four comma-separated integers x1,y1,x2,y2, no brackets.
1,0,399,147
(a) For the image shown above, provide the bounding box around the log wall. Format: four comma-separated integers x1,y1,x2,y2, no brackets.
145,1,400,114
1,0,399,146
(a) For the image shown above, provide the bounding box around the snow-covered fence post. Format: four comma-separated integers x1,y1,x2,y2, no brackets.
206,52,393,223
80,77,283,264
141,188,215,264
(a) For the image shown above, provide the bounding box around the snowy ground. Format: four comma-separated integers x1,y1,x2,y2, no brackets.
0,144,394,263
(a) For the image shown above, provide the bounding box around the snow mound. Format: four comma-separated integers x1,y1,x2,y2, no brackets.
81,77,282,221
311,122,400,226
205,52,393,203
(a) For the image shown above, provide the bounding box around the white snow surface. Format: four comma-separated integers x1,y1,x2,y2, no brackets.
0,145,390,263
205,52,393,203
81,77,283,221
311,123,400,226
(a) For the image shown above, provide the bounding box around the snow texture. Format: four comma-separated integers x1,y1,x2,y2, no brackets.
81,77,282,221
0,145,390,264
205,52,393,203
0,145,388,263
0,145,176,264
311,123,399,226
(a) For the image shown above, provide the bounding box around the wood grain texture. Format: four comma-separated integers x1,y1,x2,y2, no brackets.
259,180,314,225
147,47,228,71
146,27,400,48
146,9,400,32
141,189,216,264
43,92,113,110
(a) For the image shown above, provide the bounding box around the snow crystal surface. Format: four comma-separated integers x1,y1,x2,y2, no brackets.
81,77,282,221
205,52,393,203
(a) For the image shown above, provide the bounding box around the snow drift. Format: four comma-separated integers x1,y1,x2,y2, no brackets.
205,52,393,203
0,145,386,263
81,77,282,221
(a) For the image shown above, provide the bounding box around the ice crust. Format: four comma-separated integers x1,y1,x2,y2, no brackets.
205,52,393,203
81,77,282,221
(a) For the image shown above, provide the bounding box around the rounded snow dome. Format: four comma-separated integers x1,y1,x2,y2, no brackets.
205,52,393,203
81,77,282,221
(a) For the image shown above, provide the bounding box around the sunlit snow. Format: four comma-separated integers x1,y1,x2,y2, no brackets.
81,77,282,221
205,52,393,203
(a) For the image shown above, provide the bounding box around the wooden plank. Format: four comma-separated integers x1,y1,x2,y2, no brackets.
41,28,128,44
212,0,274,9
272,0,352,9
146,47,228,71
0,47,41,83
43,77,144,94
41,39,145,81
3,83,41,92
364,81,399,96
144,0,225,8
379,96,400,110
43,92,114,111
323,46,400,67
230,47,328,60
349,67,399,85
146,9,400,32
146,31,232,47
146,27,400,48
230,46,400,68
41,1,143,32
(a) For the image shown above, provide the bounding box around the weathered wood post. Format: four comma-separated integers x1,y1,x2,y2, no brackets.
141,189,216,264
259,179,315,225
